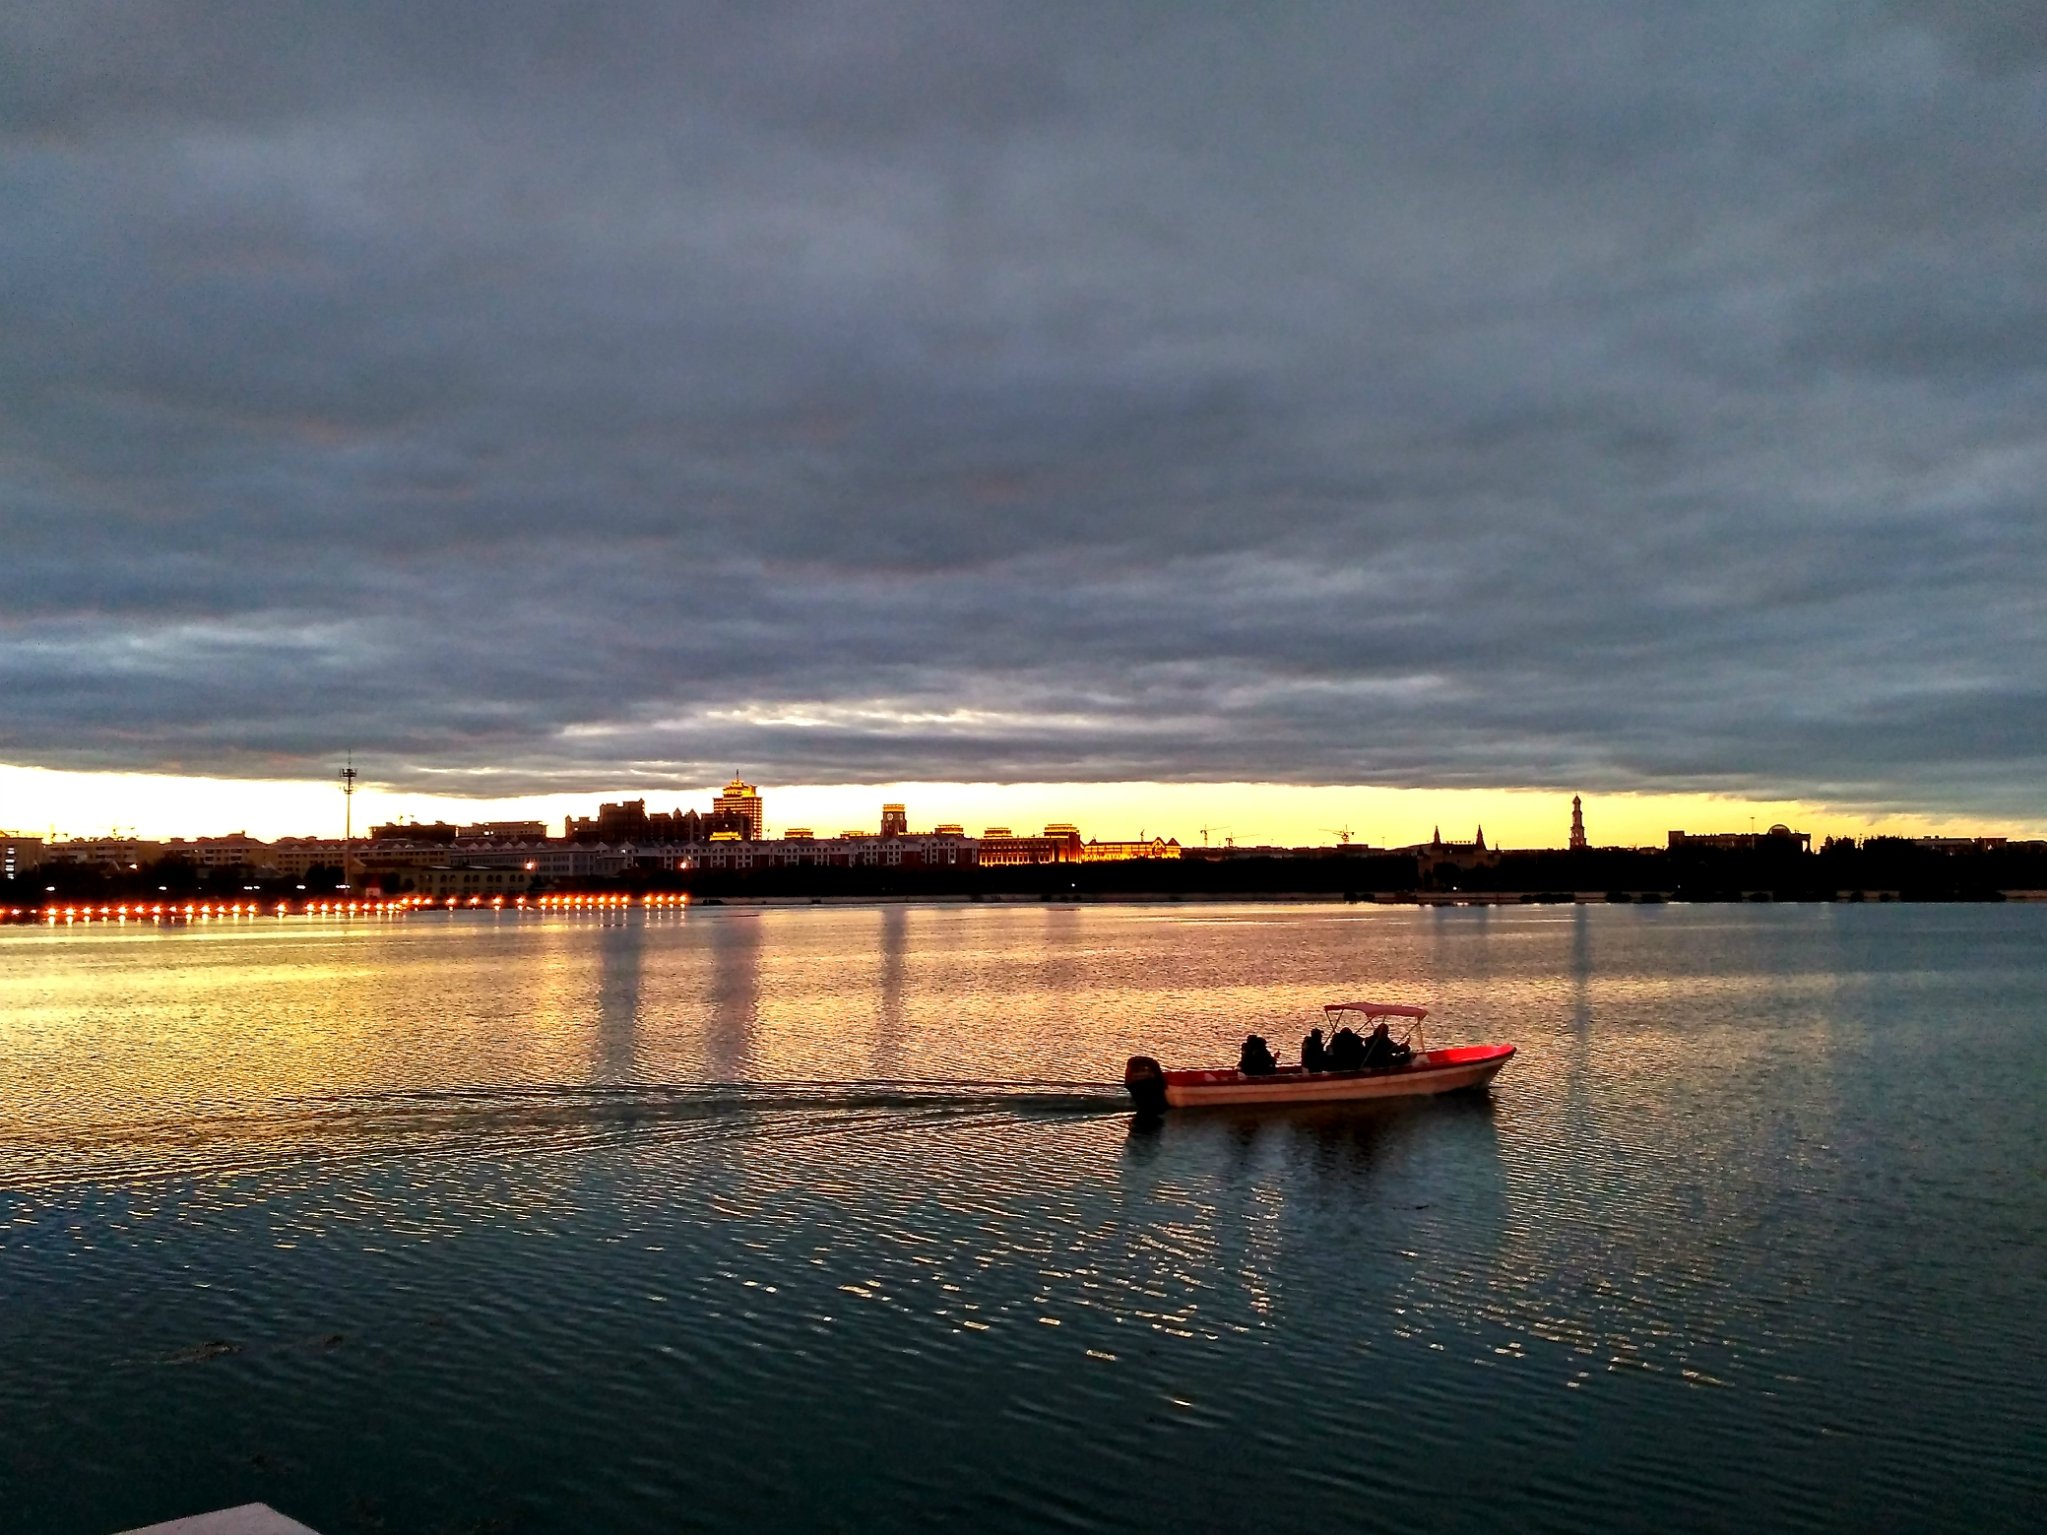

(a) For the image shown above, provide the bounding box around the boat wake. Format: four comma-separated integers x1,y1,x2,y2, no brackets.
3,1079,1131,1193
339,1078,1126,1116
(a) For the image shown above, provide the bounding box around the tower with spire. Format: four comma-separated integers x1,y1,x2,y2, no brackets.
1424,824,1487,853
1569,795,1587,852
1404,821,1496,884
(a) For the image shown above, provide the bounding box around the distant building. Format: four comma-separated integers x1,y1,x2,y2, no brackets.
2,835,44,884
371,821,460,844
482,843,629,879
880,803,908,837
160,833,275,870
978,826,1084,866
1909,836,2008,853
405,865,535,900
266,837,347,875
1569,796,1587,852
1080,837,1182,862
681,826,975,872
46,837,165,869
1669,825,1812,853
1398,826,1490,857
461,821,549,842
565,800,658,842
1198,842,1383,860
362,840,629,880
1442,825,1486,855
2,835,45,877
1394,827,1498,877
565,800,746,844
713,777,764,840
567,801,643,841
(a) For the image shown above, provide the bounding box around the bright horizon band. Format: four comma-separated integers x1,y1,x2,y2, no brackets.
2,763,2040,854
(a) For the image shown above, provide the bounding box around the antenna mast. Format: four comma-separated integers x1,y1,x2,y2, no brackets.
340,753,358,891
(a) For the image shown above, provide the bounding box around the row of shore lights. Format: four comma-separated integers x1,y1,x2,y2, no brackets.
533,892,687,910
4,892,694,923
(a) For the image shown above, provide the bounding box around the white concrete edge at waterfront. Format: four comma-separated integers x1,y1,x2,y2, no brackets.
115,1505,321,1535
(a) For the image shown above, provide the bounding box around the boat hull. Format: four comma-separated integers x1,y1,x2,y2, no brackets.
1133,1044,1515,1110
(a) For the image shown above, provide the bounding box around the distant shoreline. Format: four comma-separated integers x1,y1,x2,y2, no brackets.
685,888,2047,908
7,888,2045,929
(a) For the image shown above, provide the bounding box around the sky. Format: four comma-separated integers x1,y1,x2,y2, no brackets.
3,2,2044,847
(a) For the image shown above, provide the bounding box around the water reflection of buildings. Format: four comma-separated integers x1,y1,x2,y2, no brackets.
592,917,646,1082
703,913,763,1080
871,905,909,1075
1570,903,1592,1035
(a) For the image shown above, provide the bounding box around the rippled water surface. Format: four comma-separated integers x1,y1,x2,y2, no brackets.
3,903,2042,1533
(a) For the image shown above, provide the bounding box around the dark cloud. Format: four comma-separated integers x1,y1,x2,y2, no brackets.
1891,1,2047,74
2,2,2044,819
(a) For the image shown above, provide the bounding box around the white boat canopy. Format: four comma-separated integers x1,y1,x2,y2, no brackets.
1323,1001,1428,1019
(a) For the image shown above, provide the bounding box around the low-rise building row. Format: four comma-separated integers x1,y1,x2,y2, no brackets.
10,820,1181,885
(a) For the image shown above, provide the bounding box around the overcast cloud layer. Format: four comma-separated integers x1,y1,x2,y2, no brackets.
3,2,2044,816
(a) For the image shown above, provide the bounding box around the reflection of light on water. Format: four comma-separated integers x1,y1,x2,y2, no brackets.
4,904,2045,1535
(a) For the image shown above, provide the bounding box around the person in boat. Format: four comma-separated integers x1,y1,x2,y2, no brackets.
1327,1025,1365,1072
1359,1020,1413,1070
1238,1034,1277,1075
1301,1026,1328,1072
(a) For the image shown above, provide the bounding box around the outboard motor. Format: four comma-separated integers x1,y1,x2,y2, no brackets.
1124,1055,1168,1117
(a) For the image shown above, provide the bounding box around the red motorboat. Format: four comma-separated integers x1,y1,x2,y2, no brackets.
1124,1000,1515,1113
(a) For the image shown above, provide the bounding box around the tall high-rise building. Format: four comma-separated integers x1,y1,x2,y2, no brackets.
880,803,908,837
1569,795,1587,852
714,777,764,840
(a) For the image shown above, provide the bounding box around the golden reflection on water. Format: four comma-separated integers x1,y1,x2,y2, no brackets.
0,900,1878,1198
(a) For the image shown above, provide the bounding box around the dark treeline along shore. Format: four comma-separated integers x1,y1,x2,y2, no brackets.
11,839,2045,909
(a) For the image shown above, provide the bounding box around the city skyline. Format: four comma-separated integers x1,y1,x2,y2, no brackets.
4,762,2037,854
4,6,2044,839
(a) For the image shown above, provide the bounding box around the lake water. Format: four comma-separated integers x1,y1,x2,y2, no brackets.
2,902,2041,1534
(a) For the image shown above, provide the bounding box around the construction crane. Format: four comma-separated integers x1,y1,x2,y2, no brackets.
1322,825,1355,846
1199,824,1231,847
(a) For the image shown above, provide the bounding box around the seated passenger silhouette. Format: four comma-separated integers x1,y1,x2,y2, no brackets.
1327,1026,1365,1072
1238,1034,1277,1075
1359,1021,1412,1070
1301,1027,1328,1072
